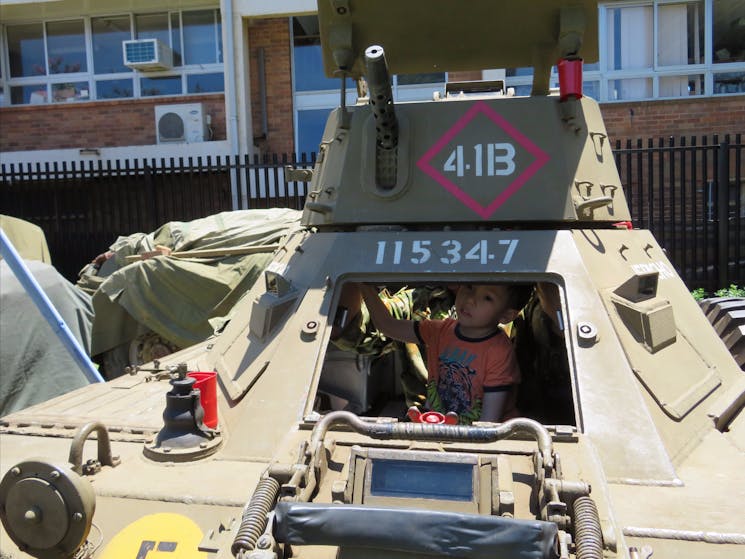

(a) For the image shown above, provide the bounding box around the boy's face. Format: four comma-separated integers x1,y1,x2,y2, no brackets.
454,284,517,334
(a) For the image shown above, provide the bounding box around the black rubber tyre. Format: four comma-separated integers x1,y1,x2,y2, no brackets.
699,297,745,370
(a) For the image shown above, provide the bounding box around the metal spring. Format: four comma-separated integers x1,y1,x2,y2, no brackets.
573,495,603,559
231,477,281,555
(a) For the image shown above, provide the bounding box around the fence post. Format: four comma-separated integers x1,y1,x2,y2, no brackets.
230,156,239,210
717,139,730,288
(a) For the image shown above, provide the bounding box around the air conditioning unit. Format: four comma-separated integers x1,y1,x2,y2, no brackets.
123,39,173,71
155,103,208,144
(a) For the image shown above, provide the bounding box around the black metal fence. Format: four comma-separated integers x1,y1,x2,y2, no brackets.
0,153,314,281
1,137,743,293
614,134,743,293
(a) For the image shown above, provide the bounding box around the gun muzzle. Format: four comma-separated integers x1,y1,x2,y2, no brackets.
364,45,398,151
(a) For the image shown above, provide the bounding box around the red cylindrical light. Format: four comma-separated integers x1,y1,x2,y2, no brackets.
558,58,583,101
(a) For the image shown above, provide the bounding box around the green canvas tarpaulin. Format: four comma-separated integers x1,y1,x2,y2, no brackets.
1,215,91,416
0,259,93,416
86,209,302,370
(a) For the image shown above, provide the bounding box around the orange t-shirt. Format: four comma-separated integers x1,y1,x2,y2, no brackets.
415,318,520,423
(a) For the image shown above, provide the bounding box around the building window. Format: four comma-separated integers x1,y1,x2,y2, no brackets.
7,23,45,78
0,9,224,106
92,16,132,75
47,20,87,74
96,78,133,100
600,0,744,100
182,10,222,65
297,108,333,157
135,13,170,48
657,2,704,66
187,72,224,94
141,75,181,97
292,16,356,156
714,70,745,92
502,0,745,101
607,5,654,72
713,0,745,63
291,15,446,156
604,1,705,100
294,42,338,92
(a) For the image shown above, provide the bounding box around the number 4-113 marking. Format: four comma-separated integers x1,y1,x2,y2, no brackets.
443,143,516,177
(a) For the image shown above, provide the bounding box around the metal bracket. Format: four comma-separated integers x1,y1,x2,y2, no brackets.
68,421,121,475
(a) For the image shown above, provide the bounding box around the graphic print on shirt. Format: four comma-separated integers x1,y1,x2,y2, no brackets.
428,345,482,422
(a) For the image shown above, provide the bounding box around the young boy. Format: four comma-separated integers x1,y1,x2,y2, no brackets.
358,283,533,424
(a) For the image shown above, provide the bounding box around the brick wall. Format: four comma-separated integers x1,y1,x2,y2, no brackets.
0,94,225,152
423,79,744,144
601,96,745,144
248,18,294,156
2,48,741,155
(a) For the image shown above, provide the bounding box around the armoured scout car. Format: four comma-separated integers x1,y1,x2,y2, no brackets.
1,1,744,558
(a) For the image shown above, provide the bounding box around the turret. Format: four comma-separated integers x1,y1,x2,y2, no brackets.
301,0,630,228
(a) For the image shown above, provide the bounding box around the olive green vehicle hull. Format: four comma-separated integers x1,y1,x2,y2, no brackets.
2,228,744,558
2,1,744,558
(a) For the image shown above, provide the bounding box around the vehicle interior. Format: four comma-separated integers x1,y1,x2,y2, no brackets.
314,279,576,427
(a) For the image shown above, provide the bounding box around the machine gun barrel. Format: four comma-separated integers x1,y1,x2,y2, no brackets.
364,45,398,151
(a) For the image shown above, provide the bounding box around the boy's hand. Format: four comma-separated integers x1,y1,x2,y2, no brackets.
359,283,419,344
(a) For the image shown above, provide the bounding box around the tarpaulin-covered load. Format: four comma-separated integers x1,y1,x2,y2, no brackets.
0,215,51,264
0,216,93,416
80,209,302,377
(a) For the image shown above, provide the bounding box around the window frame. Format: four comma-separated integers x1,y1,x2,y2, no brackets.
596,0,745,101
0,8,224,106
502,0,745,102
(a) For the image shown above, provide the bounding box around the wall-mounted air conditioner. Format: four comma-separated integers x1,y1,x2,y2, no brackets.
123,39,173,71
155,103,208,144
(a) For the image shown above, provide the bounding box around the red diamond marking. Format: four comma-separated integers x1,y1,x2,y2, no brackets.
416,101,550,219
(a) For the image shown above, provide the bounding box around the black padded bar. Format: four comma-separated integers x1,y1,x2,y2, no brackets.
273,502,557,559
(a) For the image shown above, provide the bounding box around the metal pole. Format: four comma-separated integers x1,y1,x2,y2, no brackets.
0,228,104,383
221,0,241,209
717,140,730,288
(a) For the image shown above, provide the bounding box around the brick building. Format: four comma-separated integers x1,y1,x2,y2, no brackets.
0,0,743,176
